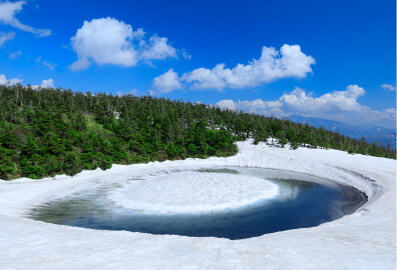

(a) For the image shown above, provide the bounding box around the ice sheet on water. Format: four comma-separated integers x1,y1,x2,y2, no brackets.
107,172,279,214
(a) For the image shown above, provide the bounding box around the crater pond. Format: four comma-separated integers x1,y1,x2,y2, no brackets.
30,167,367,240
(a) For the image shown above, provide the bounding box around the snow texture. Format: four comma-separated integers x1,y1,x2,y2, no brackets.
107,172,279,214
0,140,395,269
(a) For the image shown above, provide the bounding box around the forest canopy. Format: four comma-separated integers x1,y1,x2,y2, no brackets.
0,84,395,180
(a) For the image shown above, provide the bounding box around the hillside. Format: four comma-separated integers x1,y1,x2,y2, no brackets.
0,84,395,180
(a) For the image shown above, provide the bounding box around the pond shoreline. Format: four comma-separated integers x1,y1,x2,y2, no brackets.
29,167,367,240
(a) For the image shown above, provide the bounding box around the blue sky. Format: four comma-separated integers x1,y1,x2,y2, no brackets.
0,0,396,128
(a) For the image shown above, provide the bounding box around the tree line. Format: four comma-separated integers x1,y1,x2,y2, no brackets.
0,84,395,180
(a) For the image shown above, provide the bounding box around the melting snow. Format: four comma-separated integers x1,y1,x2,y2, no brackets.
107,172,279,214
0,140,395,269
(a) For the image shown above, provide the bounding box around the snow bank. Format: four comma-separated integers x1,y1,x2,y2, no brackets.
107,172,279,214
0,141,395,269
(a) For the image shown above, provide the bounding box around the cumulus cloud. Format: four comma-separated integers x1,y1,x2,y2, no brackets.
215,99,236,110
140,35,177,61
381,83,395,91
0,1,51,37
40,79,54,88
279,85,366,113
69,17,179,71
151,69,183,93
183,44,315,90
0,31,15,47
152,44,315,92
31,79,55,89
9,50,21,59
0,74,22,85
215,85,396,127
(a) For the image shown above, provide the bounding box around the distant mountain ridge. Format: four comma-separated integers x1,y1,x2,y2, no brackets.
365,132,396,149
287,114,396,148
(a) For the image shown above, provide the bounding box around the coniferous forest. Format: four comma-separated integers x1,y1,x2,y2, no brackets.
0,84,395,180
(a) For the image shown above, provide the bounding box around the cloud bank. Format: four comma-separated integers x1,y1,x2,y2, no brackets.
69,17,180,71
152,45,315,93
0,1,51,37
215,85,396,127
0,74,22,85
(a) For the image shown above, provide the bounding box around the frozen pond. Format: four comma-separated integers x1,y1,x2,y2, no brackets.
30,167,367,240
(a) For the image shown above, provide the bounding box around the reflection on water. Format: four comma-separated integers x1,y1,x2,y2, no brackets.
31,167,367,240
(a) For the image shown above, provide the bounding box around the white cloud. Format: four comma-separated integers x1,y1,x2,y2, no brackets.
182,44,315,90
279,85,366,113
181,49,192,60
151,44,315,92
215,99,236,110
140,35,177,61
116,88,141,97
36,56,56,70
69,57,91,71
381,83,395,91
69,17,178,71
9,50,21,59
0,31,15,47
42,61,56,70
0,1,51,37
152,69,183,93
182,64,228,90
40,79,54,88
215,85,396,127
0,74,23,85
31,79,55,89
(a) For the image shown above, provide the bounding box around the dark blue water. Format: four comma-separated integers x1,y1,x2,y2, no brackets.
30,167,367,240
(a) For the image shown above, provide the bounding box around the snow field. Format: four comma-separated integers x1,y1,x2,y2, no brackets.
0,140,395,269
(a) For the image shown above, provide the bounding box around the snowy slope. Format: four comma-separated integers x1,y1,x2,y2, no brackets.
0,141,395,269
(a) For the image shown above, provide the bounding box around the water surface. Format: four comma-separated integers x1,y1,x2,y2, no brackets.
31,167,367,240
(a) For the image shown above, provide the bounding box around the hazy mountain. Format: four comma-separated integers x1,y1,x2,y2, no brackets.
365,132,396,149
287,114,396,147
